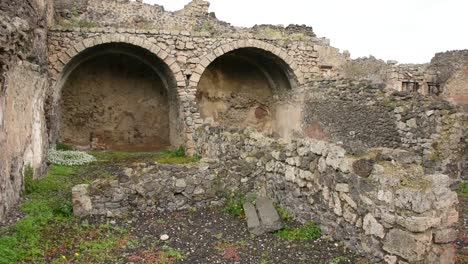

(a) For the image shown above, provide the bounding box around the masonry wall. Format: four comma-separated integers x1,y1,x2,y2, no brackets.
0,0,52,221
73,125,459,263
301,80,467,181
443,67,468,111
194,125,459,264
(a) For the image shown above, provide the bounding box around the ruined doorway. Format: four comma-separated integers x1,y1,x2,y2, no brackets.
58,43,179,151
196,48,295,136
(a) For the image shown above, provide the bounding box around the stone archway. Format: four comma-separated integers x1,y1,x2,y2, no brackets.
49,35,186,151
191,40,303,138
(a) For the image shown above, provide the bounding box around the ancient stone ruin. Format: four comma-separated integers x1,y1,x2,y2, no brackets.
1,0,467,263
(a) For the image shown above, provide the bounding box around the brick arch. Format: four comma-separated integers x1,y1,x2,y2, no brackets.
51,34,185,88
189,39,304,88
46,34,188,149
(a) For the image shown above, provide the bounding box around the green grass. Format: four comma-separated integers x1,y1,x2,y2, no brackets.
90,151,161,163
0,165,78,263
275,205,293,224
224,192,245,217
90,146,201,165
457,183,468,198
0,164,127,263
328,256,348,264
275,222,322,241
162,245,185,261
155,146,202,164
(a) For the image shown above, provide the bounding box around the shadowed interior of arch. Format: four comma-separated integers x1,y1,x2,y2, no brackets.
58,43,180,151
196,47,299,138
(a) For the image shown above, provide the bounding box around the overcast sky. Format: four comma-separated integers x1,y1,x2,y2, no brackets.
144,0,467,63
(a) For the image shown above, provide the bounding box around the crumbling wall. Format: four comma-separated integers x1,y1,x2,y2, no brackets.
442,67,468,111
301,80,465,180
74,125,460,263
194,125,458,264
0,0,52,221
430,50,468,86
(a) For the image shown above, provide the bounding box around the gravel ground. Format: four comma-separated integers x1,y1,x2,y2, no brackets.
88,208,367,264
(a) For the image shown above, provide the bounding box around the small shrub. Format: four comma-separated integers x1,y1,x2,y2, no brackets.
155,146,202,164
56,143,74,151
275,205,293,223
162,245,185,261
458,183,468,197
275,222,321,241
224,193,245,217
22,165,35,195
48,150,96,166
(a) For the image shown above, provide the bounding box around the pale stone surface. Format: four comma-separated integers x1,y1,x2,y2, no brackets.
383,229,432,262
243,202,263,235
72,184,92,216
363,213,385,238
256,197,284,232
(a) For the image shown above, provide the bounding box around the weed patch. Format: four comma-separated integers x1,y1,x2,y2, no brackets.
0,164,127,263
224,192,245,217
457,183,468,197
275,222,322,241
155,146,201,164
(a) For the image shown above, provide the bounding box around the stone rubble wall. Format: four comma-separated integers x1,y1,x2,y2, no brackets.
75,125,460,263
53,0,320,40
0,0,52,221
340,50,468,102
430,50,468,85
194,125,459,264
302,79,467,180
73,160,257,216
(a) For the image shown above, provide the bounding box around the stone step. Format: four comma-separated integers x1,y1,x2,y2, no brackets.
243,197,284,235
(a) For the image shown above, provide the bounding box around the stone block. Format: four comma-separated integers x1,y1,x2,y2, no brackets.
383,229,432,262
363,213,385,238
256,197,283,232
243,202,263,235
72,184,92,216
434,228,458,243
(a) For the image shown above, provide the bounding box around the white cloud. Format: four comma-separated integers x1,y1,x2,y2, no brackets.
144,0,467,63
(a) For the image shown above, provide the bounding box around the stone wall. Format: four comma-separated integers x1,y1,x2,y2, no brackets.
46,27,327,150
430,50,468,85
194,126,458,263
74,125,459,263
0,0,52,221
59,53,172,151
72,160,255,216
443,67,468,111
339,50,468,100
302,79,467,180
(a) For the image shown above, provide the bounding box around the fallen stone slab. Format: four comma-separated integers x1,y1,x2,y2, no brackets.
256,197,284,232
243,202,263,235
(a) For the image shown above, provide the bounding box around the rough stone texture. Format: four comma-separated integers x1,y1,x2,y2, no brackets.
383,229,432,262
192,125,459,263
302,79,467,180
74,125,461,263
443,66,468,111
243,202,263,236
339,50,468,107
59,53,172,151
0,0,52,222
72,184,92,216
255,197,284,232
75,160,256,216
